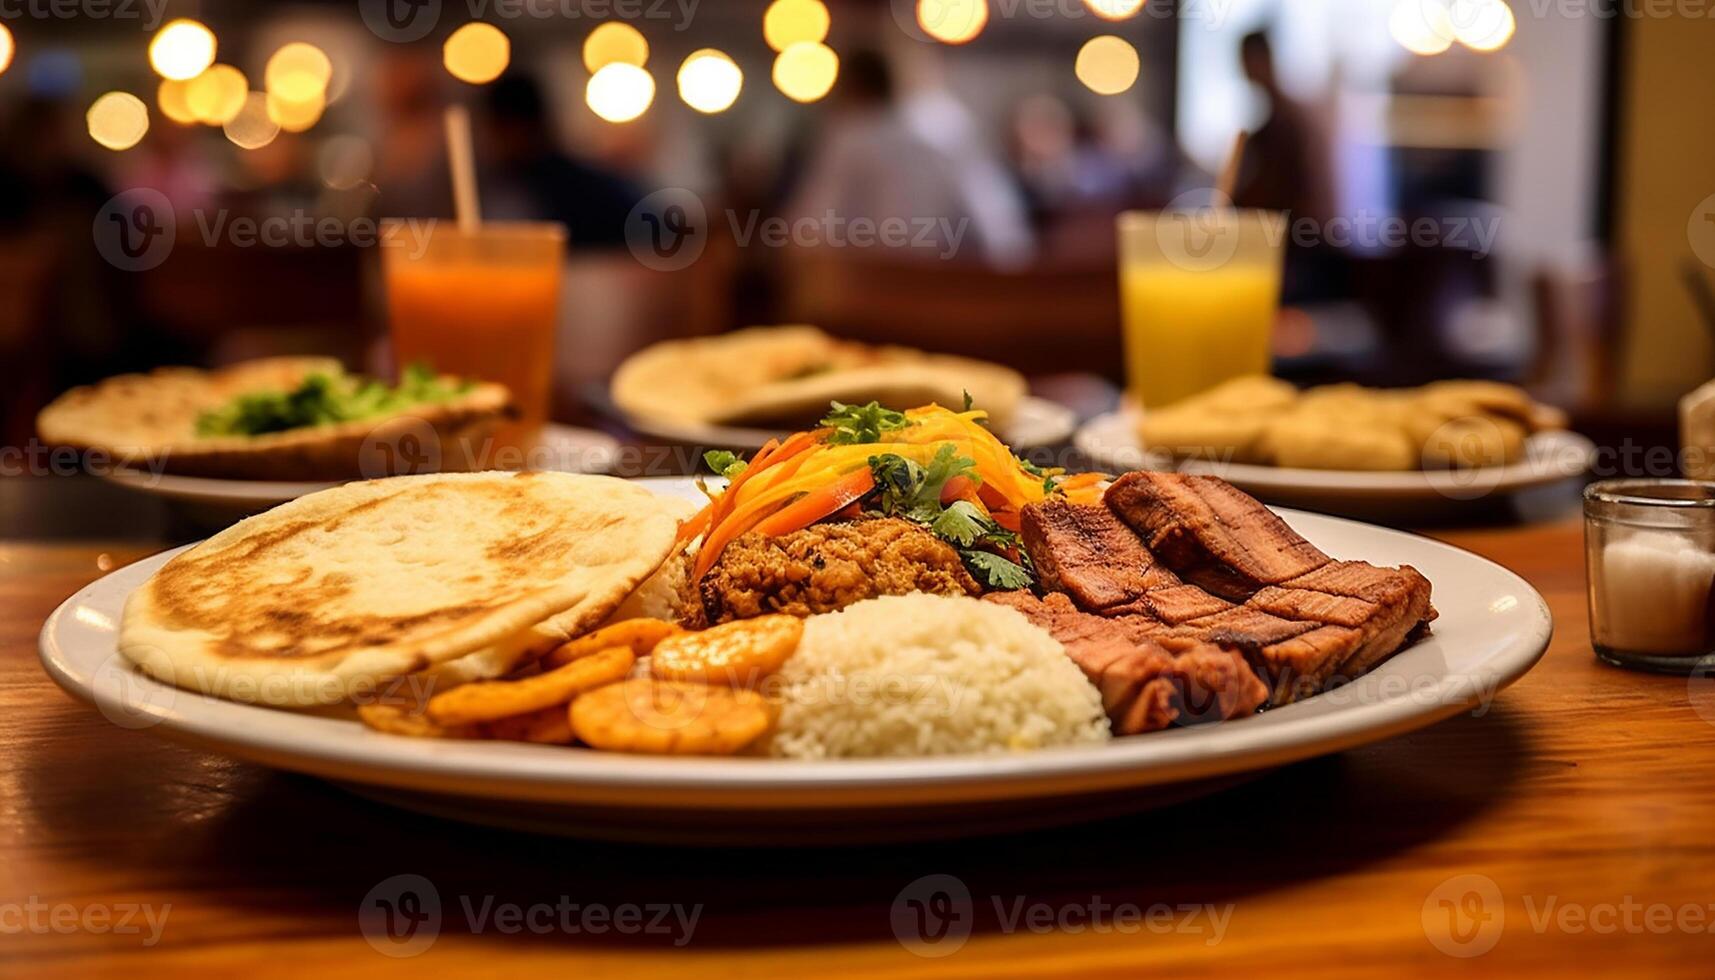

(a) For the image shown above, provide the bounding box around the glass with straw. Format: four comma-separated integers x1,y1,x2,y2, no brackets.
382,106,566,459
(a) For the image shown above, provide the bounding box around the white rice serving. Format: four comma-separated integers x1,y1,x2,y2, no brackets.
768,594,1111,759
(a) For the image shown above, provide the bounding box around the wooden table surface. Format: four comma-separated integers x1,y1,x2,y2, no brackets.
6,509,1715,978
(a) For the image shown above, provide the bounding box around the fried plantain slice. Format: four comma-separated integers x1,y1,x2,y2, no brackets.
426,646,635,726
542,618,683,668
649,614,803,687
570,678,771,755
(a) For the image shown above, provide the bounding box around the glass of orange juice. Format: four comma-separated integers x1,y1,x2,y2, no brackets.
1116,208,1287,410
382,220,565,457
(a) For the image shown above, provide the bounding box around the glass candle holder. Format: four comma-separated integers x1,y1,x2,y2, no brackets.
1585,479,1715,673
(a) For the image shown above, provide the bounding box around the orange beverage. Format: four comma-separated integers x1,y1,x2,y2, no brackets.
1117,209,1286,409
382,220,565,456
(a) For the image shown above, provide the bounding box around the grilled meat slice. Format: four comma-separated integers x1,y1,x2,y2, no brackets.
1022,476,1437,706
1104,584,1234,625
1022,499,1181,610
987,591,1267,734
1252,625,1368,704
1105,472,1331,601
1282,561,1436,678
694,518,980,625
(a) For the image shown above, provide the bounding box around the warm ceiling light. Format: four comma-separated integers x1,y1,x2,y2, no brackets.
763,0,830,53
443,22,510,84
266,90,326,132
916,0,988,45
1451,0,1515,51
1075,35,1140,95
186,64,248,125
586,62,655,123
87,92,149,151
0,24,14,77
1390,0,1456,56
677,49,743,114
224,92,280,149
156,78,198,124
772,41,839,103
583,22,649,73
148,19,216,81
1083,0,1146,19
265,42,333,101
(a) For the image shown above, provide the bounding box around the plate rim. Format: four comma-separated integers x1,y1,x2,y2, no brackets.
37,479,1553,810
1075,408,1596,498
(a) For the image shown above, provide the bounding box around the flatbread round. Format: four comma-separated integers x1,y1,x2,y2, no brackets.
118,472,679,706
38,357,512,481
612,325,1026,428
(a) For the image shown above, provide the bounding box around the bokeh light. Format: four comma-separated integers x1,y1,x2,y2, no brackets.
1451,0,1516,51
186,64,248,125
1083,0,1146,18
583,22,649,73
223,92,281,150
443,22,509,84
148,19,216,81
763,0,830,53
772,41,839,103
156,78,197,124
1075,35,1140,95
678,49,743,114
265,42,333,102
916,0,988,45
586,62,656,123
1390,0,1456,55
267,90,326,132
0,24,14,77
319,136,373,190
87,92,149,151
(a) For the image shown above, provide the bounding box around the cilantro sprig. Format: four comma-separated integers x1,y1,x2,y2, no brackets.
820,401,913,445
702,450,749,479
865,445,1033,589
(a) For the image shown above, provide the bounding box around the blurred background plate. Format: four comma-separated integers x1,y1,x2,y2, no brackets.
92,422,621,525
1075,407,1597,515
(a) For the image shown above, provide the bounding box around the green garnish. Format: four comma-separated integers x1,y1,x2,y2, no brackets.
703,450,749,480
962,551,1034,590
194,362,472,437
865,445,1033,590
821,401,913,445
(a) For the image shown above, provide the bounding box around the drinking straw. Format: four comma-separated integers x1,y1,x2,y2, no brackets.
445,104,481,233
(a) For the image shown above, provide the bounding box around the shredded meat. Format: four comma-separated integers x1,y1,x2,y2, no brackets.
692,518,980,625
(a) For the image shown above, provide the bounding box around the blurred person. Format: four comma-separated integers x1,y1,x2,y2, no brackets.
478,72,645,249
372,51,453,218
787,48,1034,269
1232,31,1334,224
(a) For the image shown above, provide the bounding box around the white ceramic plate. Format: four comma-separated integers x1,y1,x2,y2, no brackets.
1076,408,1596,511
92,423,622,513
620,395,1077,451
40,478,1551,844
